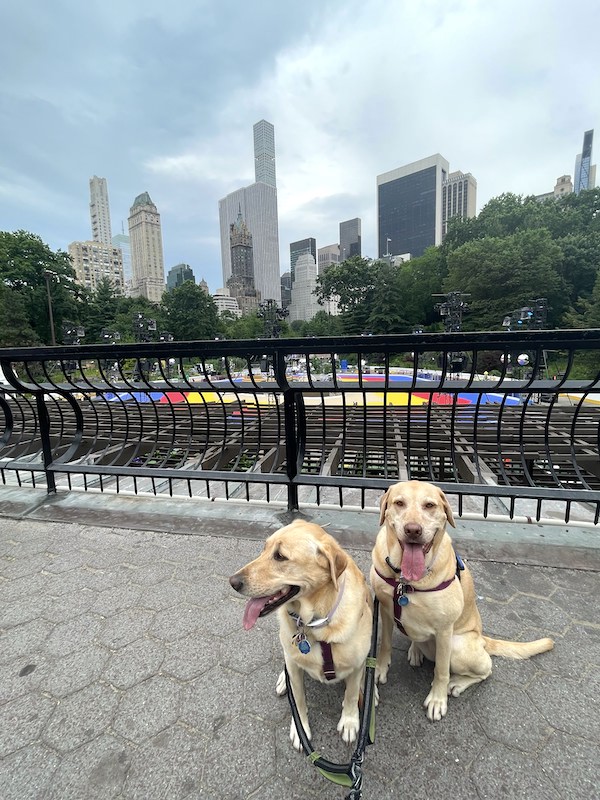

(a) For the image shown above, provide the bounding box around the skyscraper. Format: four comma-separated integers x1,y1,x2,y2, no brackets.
69,240,124,294
89,176,112,245
377,155,449,260
128,192,165,303
574,130,596,195
227,208,259,315
166,263,195,291
339,219,361,261
111,232,131,290
441,171,477,236
290,237,317,282
219,121,280,304
254,120,276,187
288,253,320,323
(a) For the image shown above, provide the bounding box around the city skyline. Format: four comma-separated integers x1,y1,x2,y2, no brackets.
1,1,599,293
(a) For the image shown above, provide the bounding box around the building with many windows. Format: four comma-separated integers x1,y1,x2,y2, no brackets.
89,176,112,246
219,121,280,304
212,287,241,318
166,263,195,291
574,130,596,195
128,192,166,303
378,155,477,259
280,271,292,308
227,208,259,315
441,171,477,236
339,218,361,261
290,237,316,283
69,240,124,294
253,119,276,188
288,253,320,323
111,232,131,291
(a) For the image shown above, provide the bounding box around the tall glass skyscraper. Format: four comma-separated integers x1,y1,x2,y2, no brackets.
219,121,280,303
339,218,361,261
574,130,596,195
253,120,276,187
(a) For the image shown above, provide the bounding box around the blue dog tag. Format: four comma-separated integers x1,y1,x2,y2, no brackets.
298,639,311,654
398,595,409,606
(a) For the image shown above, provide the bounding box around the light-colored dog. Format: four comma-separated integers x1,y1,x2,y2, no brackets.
371,480,554,721
230,520,373,750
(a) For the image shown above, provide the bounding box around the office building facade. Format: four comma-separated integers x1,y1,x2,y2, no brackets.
441,171,477,236
128,192,166,304
69,240,124,294
219,182,280,304
574,130,596,195
339,218,361,261
290,237,317,282
227,209,259,315
253,120,276,187
288,253,320,323
166,263,195,291
89,176,112,245
378,154,449,260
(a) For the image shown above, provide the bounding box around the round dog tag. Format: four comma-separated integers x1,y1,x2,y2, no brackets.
398,594,409,606
298,640,311,654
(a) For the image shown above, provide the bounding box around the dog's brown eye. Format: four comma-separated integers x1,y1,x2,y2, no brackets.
424,502,436,509
394,499,405,507
273,550,287,562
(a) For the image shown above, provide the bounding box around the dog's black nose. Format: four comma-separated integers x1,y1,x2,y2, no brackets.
229,574,244,592
404,523,422,540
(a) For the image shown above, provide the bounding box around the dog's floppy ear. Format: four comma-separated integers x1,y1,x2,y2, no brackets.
379,487,391,526
319,541,348,589
439,489,456,528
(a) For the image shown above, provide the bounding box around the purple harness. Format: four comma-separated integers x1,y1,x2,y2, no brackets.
374,563,460,635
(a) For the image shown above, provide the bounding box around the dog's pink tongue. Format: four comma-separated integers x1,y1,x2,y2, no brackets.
243,597,270,631
401,543,426,581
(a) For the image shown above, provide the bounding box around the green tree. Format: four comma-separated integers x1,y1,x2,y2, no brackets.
160,281,220,341
444,229,568,330
0,283,38,346
81,278,120,342
315,256,380,314
0,230,81,344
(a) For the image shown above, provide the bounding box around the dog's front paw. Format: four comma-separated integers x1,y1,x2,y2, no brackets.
275,670,287,696
408,642,424,667
375,656,391,684
424,689,448,722
337,710,359,744
290,718,311,752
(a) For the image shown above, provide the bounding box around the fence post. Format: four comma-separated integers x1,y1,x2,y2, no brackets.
273,349,301,512
36,394,57,494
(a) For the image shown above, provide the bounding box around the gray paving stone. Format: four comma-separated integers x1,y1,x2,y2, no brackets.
97,607,155,649
0,743,60,800
138,579,196,610
0,692,57,757
0,618,55,664
0,593,50,628
127,560,175,586
162,631,219,680
150,602,203,642
219,623,277,675
38,644,110,697
42,682,119,753
470,741,561,799
202,714,275,799
0,571,50,602
102,637,166,689
43,613,104,657
45,734,131,800
41,587,98,622
112,675,181,743
122,724,206,799
0,656,48,705
527,670,600,742
537,730,600,798
91,584,143,616
180,666,244,731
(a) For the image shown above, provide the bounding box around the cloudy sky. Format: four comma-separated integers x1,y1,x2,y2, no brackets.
1,0,599,292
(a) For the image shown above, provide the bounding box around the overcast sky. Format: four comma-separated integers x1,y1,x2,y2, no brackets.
1,0,599,292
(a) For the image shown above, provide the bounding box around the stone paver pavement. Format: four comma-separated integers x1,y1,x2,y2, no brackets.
0,515,599,799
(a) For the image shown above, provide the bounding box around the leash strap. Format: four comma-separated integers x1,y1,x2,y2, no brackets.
284,597,380,800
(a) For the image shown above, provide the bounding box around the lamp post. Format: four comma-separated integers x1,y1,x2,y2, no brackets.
43,270,57,346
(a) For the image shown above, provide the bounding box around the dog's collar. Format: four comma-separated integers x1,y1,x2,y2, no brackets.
375,566,456,594
288,575,347,629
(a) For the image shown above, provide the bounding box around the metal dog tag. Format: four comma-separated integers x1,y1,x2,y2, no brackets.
298,639,311,655
398,594,409,606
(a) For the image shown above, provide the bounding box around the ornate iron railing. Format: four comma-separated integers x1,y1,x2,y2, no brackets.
1,330,599,526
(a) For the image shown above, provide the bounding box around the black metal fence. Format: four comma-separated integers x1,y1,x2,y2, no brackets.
1,330,599,526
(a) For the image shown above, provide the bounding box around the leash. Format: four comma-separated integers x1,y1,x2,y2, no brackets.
284,597,379,800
